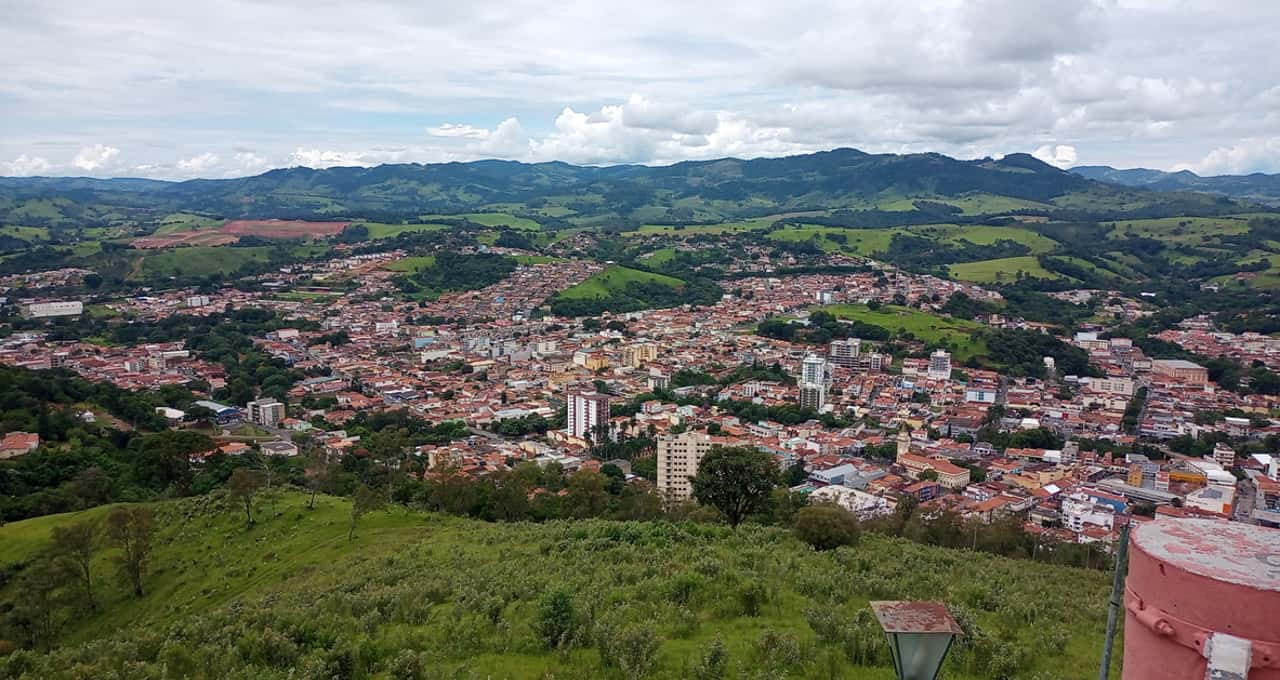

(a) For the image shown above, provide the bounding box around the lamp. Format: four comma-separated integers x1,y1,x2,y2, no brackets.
870,601,963,680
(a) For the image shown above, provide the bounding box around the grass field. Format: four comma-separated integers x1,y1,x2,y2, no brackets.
819,303,988,359
0,225,51,241
152,213,226,235
134,245,326,280
557,265,683,299
948,256,1061,283
357,222,451,239
630,218,778,236
383,255,436,272
513,254,560,265
940,225,1058,254
768,225,908,256
421,213,540,230
0,492,1119,679
1106,216,1252,244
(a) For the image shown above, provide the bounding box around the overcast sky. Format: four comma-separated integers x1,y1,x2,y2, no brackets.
3,0,1278,179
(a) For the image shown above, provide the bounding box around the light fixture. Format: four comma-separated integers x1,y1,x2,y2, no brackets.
870,601,963,680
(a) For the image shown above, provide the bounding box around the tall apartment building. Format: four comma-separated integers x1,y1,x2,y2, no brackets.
567,389,611,440
800,353,829,411
799,384,826,411
927,349,952,380
828,338,861,367
247,398,285,428
657,431,714,501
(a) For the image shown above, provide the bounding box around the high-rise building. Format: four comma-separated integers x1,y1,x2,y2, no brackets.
621,342,658,368
657,431,714,501
247,398,285,428
829,338,861,367
799,383,825,411
801,354,829,386
927,349,952,380
567,389,611,440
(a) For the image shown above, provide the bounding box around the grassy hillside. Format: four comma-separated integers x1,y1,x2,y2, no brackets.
557,265,684,299
819,303,989,360
0,492,1119,679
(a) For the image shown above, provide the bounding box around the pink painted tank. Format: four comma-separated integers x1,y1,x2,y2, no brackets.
1123,519,1280,680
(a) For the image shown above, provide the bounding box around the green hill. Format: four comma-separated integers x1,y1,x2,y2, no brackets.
557,265,684,299
0,492,1119,679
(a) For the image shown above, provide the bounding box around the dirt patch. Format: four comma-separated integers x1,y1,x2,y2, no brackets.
131,231,240,249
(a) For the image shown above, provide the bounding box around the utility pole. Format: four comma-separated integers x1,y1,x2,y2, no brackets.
1098,522,1132,680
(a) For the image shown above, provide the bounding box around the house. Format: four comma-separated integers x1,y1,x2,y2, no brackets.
0,431,40,460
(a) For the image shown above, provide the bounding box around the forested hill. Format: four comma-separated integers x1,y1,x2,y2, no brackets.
1072,165,1280,206
0,148,1242,227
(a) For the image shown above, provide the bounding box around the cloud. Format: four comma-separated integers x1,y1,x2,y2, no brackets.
1033,144,1079,168
70,144,120,171
427,123,491,139
4,0,1280,173
1,154,52,176
1176,137,1280,176
177,152,219,172
233,151,270,174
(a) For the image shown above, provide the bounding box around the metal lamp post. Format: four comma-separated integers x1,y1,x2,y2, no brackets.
870,601,963,680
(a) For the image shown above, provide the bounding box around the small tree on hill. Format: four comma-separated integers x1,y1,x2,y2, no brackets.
227,468,265,528
792,504,862,551
691,446,779,527
50,520,99,611
105,507,157,598
349,485,385,541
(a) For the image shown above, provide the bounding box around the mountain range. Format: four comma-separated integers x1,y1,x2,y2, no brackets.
1071,165,1280,205
0,149,1248,228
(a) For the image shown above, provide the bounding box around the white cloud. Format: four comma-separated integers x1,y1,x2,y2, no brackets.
4,0,1280,173
177,152,219,172
70,144,120,171
427,123,491,139
1,154,52,176
233,151,270,174
1033,144,1079,168
1176,137,1280,176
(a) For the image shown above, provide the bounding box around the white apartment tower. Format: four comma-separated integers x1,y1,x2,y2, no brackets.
567,389,611,441
801,354,829,386
657,431,714,501
927,349,952,380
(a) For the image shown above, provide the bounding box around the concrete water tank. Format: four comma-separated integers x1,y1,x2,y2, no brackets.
1123,519,1280,679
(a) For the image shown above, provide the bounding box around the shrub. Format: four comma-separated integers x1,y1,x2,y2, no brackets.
737,579,769,617
535,587,577,650
386,649,428,680
611,626,660,679
755,628,804,673
689,636,729,680
792,505,861,551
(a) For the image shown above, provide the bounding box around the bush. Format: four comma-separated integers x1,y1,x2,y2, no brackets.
611,626,660,679
792,505,862,551
689,636,729,680
535,587,577,650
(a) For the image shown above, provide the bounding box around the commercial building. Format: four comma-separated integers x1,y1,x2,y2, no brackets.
1151,359,1209,386
657,430,714,501
567,389,611,440
21,300,83,319
248,398,286,428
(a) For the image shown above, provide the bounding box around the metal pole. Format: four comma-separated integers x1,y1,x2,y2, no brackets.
1099,521,1132,680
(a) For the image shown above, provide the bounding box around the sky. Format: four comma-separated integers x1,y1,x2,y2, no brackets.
2,0,1279,180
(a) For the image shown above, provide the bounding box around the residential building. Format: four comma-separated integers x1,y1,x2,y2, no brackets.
657,431,714,501
248,398,285,428
828,338,861,367
621,342,658,368
0,431,40,460
927,349,952,380
567,389,611,440
1211,442,1236,470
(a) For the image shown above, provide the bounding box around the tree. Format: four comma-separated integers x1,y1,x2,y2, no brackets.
70,466,112,508
919,469,939,482
50,520,98,611
566,470,609,518
792,504,861,551
535,587,577,649
227,468,264,528
691,446,779,527
104,507,156,598
349,485,385,541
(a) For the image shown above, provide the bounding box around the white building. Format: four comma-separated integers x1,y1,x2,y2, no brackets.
247,398,285,428
1061,493,1116,534
22,300,83,319
567,389,610,440
800,354,829,411
657,431,714,501
927,349,952,380
829,338,861,367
